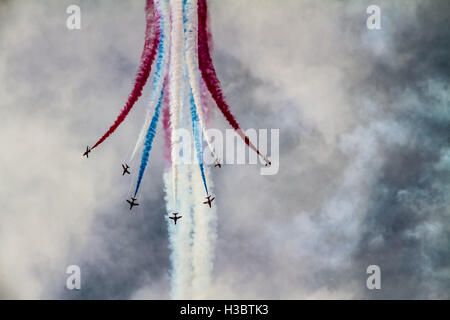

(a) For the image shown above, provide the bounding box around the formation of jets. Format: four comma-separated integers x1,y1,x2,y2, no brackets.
169,212,182,225
83,146,271,221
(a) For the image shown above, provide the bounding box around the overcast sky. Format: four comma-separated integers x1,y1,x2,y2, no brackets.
0,0,449,299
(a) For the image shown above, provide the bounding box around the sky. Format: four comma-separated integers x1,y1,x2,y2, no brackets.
0,0,449,299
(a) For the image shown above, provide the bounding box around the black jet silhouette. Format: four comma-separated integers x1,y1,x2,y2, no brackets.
122,163,130,175
126,197,139,210
83,146,91,158
169,212,182,225
203,195,215,208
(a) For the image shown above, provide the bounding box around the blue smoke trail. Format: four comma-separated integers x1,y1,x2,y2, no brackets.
189,90,209,195
130,0,171,162
133,8,167,197
134,89,164,197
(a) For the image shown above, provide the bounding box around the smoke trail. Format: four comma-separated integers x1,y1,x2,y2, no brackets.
90,0,161,151
189,90,209,195
200,2,214,124
200,75,214,125
165,73,197,298
133,88,164,197
169,0,184,204
164,171,177,297
164,166,196,299
163,170,180,298
205,0,213,52
130,0,171,162
162,84,172,166
165,98,216,300
191,165,217,299
197,0,270,164
184,0,216,159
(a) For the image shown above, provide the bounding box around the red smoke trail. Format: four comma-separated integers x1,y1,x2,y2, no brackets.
201,3,214,124
91,0,161,150
162,76,172,166
200,79,214,125
205,1,213,52
197,0,267,162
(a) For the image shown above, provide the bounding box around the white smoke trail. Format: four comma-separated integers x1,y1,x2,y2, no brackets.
186,3,218,293
169,0,184,203
191,165,217,299
164,59,196,299
164,164,196,299
185,0,216,160
129,0,171,162
164,0,217,299
164,170,181,298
